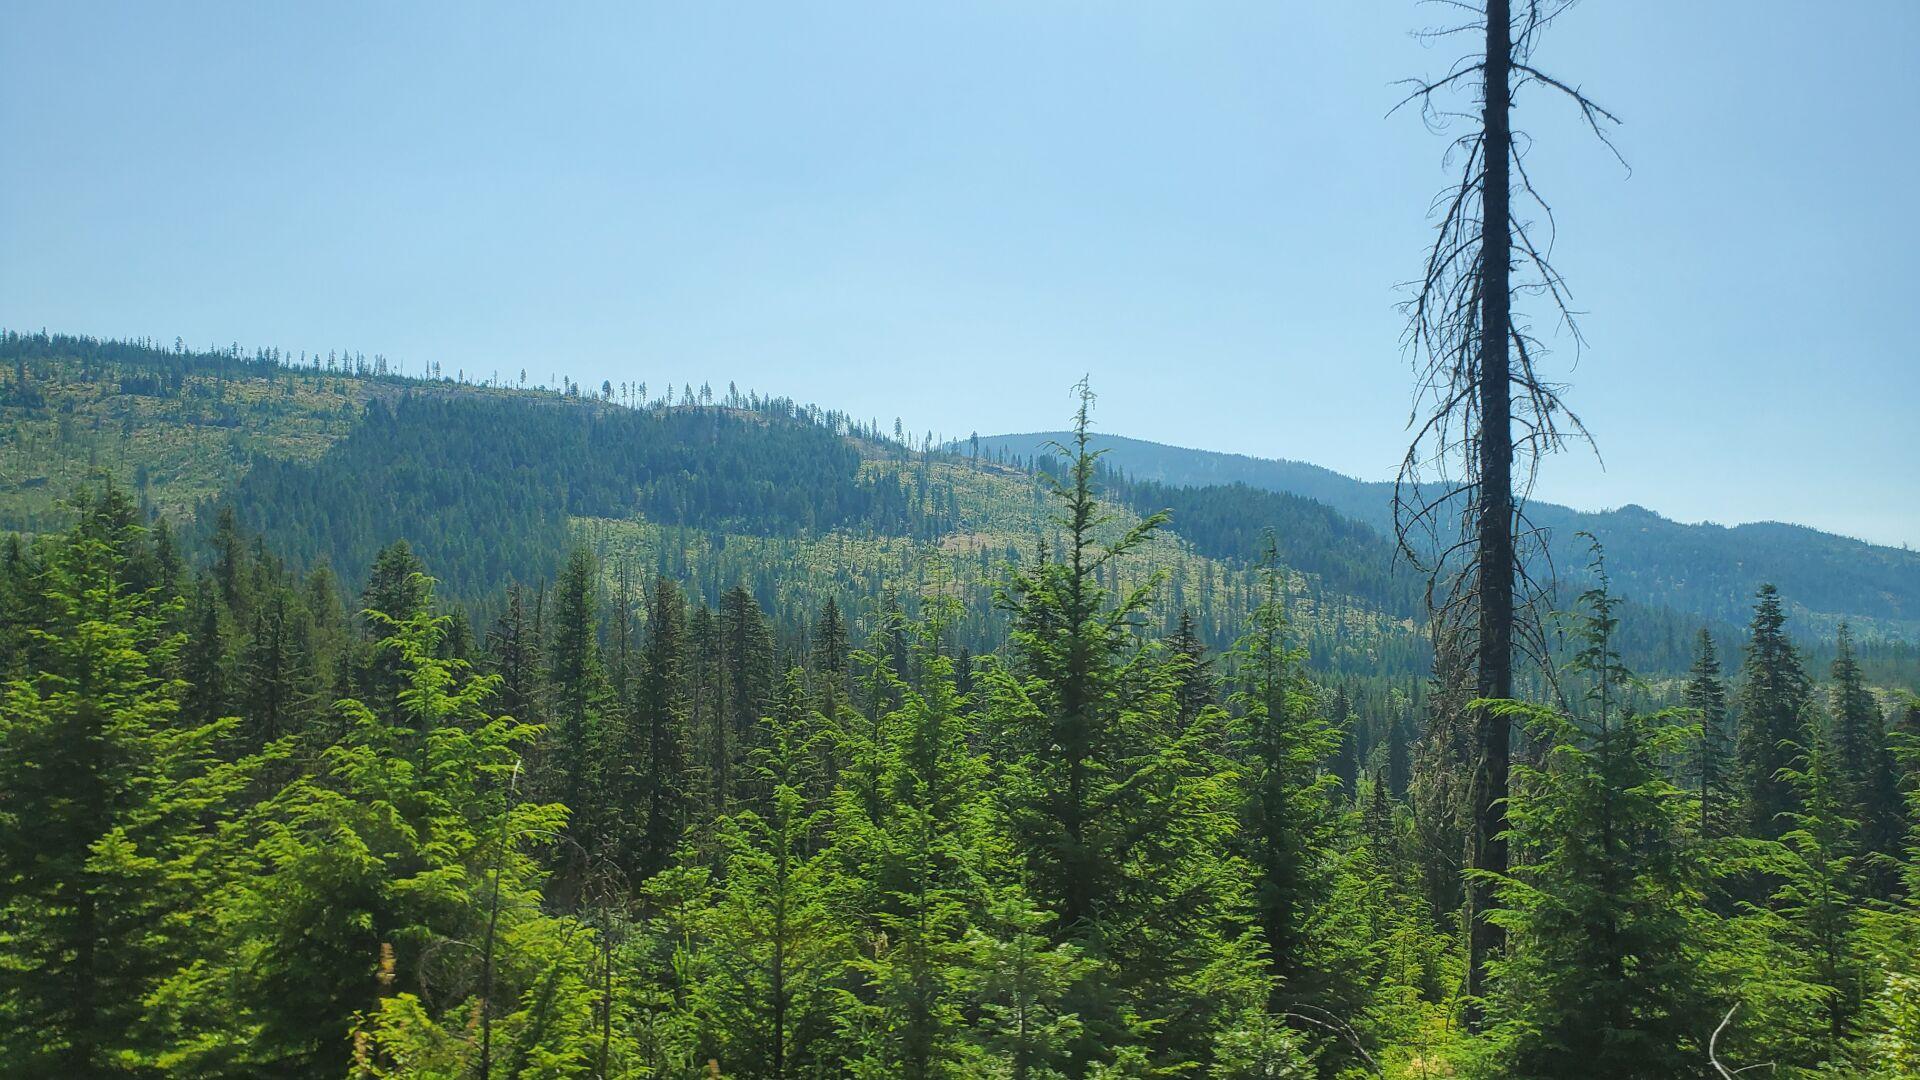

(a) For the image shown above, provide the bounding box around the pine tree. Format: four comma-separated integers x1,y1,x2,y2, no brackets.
721,584,775,812
1778,727,1868,1053
1386,709,1412,801
486,582,544,733
636,575,692,880
1684,628,1735,837
1852,708,1920,1074
689,603,730,819
1230,549,1343,1012
813,596,850,694
1482,565,1718,1079
238,587,311,750
0,496,272,1075
0,534,34,678
1328,683,1358,802
832,601,1003,1078
1732,723,1871,1070
179,576,231,727
355,540,430,724
547,547,612,870
1167,607,1215,731
1829,624,1903,891
301,562,351,711
161,574,568,1076
1736,584,1811,840
211,504,247,614
694,670,845,1078
985,382,1264,1071
968,894,1097,1080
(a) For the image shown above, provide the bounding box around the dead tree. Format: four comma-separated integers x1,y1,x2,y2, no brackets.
1390,0,1622,1025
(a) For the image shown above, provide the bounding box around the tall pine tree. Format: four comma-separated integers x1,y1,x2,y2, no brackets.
1736,584,1811,840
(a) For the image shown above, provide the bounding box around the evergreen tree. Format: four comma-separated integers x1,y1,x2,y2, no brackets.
160,574,568,1076
1229,550,1344,1012
547,547,612,863
1829,623,1903,890
1482,568,1718,1079
1328,683,1358,802
1167,607,1215,731
721,584,775,812
693,670,845,1077
1736,584,1811,840
486,582,544,733
985,382,1264,1072
968,895,1098,1080
1684,628,1735,837
832,600,1004,1078
689,603,730,819
211,504,247,615
178,576,231,728
301,562,351,709
0,497,271,1075
0,534,33,678
813,595,850,693
355,540,430,724
1731,723,1871,1070
1852,708,1920,1074
238,586,311,750
635,575,693,880
1386,710,1412,801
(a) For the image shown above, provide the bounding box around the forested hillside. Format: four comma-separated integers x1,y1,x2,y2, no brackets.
976,432,1920,643
0,334,1429,675
5,333,1920,1076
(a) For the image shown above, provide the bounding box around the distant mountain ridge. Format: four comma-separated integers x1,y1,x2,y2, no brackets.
973,431,1920,642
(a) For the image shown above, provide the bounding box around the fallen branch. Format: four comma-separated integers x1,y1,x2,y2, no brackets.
1709,1002,1776,1078
1281,1004,1383,1076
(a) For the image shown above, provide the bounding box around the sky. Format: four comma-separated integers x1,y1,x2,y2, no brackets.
4,2,1916,546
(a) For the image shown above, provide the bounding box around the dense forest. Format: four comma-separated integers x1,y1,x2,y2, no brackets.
3,355,1919,1075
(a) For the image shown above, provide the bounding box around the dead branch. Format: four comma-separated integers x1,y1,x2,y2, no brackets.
1709,1002,1777,1079
1281,1004,1384,1076
1392,0,1623,682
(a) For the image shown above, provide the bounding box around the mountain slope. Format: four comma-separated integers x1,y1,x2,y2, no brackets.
0,333,1425,676
6,332,1913,686
974,431,1920,642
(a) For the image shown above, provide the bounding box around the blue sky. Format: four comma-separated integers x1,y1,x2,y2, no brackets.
4,2,1915,546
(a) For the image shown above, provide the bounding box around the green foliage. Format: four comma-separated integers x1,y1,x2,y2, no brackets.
830,605,995,1077
985,385,1268,1073
1828,624,1905,889
1477,559,1721,1080
0,490,277,1076
164,576,569,1076
976,430,1920,644
1684,629,1737,838
1737,584,1813,840
3,365,1917,1079
1227,545,1355,1024
692,673,845,1077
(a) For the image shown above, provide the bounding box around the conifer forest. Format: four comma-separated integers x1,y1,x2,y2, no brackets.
3,3,1918,1079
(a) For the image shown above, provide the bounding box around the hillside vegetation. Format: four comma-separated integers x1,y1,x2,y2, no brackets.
977,431,1920,642
4,333,1920,1077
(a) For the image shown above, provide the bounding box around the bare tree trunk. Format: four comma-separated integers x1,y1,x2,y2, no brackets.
1465,0,1513,1025
1393,0,1620,1031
